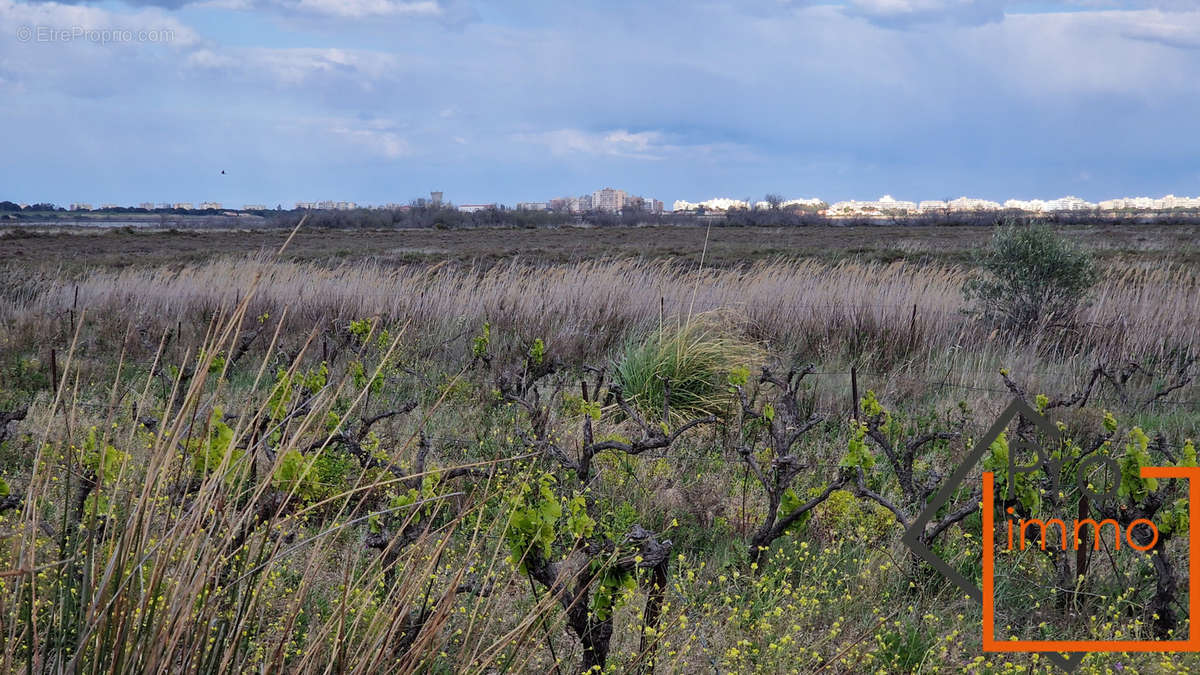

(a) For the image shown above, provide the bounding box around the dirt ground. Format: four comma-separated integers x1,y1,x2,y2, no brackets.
2,223,1197,270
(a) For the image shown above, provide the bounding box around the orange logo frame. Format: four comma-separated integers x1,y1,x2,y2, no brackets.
982,467,1200,653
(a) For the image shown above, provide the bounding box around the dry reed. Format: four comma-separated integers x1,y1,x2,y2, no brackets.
9,257,1195,368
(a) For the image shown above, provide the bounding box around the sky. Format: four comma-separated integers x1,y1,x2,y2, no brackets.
2,0,1199,208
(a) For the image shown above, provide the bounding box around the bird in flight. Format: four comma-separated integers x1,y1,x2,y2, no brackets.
220,170,226,175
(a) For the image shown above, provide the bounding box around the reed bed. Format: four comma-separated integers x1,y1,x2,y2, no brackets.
10,257,1197,369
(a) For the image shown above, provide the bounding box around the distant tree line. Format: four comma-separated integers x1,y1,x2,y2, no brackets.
0,201,59,212
0,203,237,218
6,198,1200,229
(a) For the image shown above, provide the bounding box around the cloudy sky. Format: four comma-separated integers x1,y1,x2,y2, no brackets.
2,0,1198,207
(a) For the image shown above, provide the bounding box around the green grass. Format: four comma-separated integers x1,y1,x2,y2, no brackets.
613,315,764,422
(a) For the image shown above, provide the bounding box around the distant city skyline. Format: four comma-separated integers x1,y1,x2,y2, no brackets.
3,2,1200,207
23,189,1200,215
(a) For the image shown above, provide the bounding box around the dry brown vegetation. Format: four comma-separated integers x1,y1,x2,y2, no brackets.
8,255,1197,379
3,222,1199,269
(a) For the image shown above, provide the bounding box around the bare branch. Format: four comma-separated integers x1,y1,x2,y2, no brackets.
853,468,911,530
0,407,26,445
358,402,418,441
923,489,982,544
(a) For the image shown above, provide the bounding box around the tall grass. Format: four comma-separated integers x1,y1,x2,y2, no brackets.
0,297,544,673
6,256,1195,370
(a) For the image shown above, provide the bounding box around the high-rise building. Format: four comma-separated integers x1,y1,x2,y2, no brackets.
592,187,626,213
431,191,443,207
567,195,593,213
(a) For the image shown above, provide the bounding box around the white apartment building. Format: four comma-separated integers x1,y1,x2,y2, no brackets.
592,188,627,213
828,195,917,215
1004,199,1046,211
947,197,1002,211
515,202,550,211
1042,196,1095,211
672,197,749,212
172,202,193,210
567,195,592,213
69,203,93,211
1164,195,1200,208
458,204,495,213
752,197,824,210
1098,194,1200,210
198,202,222,210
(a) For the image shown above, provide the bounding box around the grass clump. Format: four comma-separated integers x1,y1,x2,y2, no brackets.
613,315,763,422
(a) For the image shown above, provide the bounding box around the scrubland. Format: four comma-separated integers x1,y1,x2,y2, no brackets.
0,224,1197,673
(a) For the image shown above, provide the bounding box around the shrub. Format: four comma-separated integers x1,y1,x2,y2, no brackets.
613,315,763,422
964,221,1099,331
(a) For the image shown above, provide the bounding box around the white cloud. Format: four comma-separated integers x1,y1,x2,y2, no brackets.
0,0,200,97
514,129,671,159
1121,10,1200,49
184,0,478,25
852,0,981,12
1,0,200,44
273,0,442,19
186,46,402,88
964,9,1200,97
782,0,1008,25
22,0,448,17
512,128,758,166
6,0,1200,204
329,120,410,158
